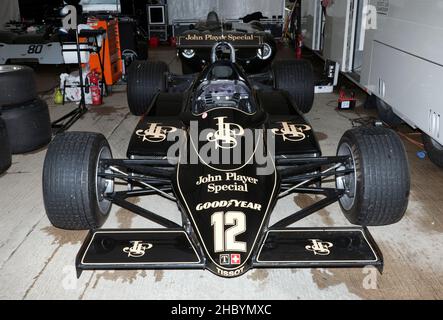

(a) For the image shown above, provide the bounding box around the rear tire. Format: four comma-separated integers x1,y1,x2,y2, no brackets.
43,132,114,230
336,127,410,226
1,98,51,154
0,117,11,174
272,60,315,114
422,133,443,168
127,61,168,116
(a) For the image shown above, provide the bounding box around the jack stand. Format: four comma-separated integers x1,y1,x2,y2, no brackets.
51,103,88,135
52,28,88,134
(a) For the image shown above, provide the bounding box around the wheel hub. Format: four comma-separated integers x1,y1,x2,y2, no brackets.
96,146,114,214
336,143,357,211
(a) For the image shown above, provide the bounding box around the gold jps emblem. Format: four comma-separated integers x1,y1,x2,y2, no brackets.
272,122,311,142
136,123,177,143
123,241,153,258
305,239,333,256
207,117,245,149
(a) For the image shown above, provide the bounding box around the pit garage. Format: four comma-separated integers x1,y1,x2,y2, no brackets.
0,0,442,301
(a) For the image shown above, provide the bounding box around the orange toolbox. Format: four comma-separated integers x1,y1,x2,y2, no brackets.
87,18,122,86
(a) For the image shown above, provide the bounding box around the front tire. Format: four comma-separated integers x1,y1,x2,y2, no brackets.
422,133,443,168
336,127,410,226
127,61,169,116
43,132,114,230
272,60,315,114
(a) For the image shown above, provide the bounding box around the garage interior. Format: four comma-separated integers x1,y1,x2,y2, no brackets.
0,0,442,300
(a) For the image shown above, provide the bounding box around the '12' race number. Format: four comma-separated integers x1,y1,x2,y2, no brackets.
211,211,247,253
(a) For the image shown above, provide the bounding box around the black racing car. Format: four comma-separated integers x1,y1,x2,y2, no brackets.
177,11,276,75
42,42,410,278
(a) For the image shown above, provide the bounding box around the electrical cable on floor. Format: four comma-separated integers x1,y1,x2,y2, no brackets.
326,100,377,128
328,99,425,149
396,131,424,148
327,99,377,128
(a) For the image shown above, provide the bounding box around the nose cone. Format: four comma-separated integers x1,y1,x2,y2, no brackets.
174,108,278,277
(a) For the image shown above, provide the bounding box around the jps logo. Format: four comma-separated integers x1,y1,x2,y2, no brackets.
305,239,333,256
136,123,177,143
123,241,153,258
207,117,244,149
272,122,311,142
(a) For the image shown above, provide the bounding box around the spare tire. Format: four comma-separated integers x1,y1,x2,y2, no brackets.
1,98,52,154
272,60,315,114
127,61,169,116
0,116,11,174
0,65,37,106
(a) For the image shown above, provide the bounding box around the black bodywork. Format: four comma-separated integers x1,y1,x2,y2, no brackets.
177,12,276,74
76,60,382,278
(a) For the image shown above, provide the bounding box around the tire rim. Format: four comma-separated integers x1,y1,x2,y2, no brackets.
0,65,26,73
336,142,357,211
95,146,114,214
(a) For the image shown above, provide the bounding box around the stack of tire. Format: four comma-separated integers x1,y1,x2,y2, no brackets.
0,65,52,175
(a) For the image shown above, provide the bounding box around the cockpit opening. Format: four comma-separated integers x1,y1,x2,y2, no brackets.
192,64,256,115
193,79,256,114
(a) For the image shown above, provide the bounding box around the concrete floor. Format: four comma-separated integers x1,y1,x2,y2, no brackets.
0,47,442,300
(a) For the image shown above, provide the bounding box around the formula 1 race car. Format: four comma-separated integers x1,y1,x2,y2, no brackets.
42,42,410,278
177,11,276,74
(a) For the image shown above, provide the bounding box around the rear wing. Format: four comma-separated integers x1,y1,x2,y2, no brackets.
177,32,264,48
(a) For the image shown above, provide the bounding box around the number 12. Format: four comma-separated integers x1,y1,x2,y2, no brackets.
211,211,247,253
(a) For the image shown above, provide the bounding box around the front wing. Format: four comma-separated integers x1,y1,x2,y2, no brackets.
76,227,383,277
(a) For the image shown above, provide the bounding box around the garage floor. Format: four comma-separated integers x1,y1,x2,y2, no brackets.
0,47,442,300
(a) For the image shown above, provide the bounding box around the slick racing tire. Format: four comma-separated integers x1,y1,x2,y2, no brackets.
0,65,37,107
127,60,169,116
375,97,403,127
422,133,443,168
272,60,315,114
336,127,410,226
1,98,51,154
0,117,12,174
43,132,114,230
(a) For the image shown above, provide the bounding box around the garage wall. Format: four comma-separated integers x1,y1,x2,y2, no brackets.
0,0,20,30
167,0,284,22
